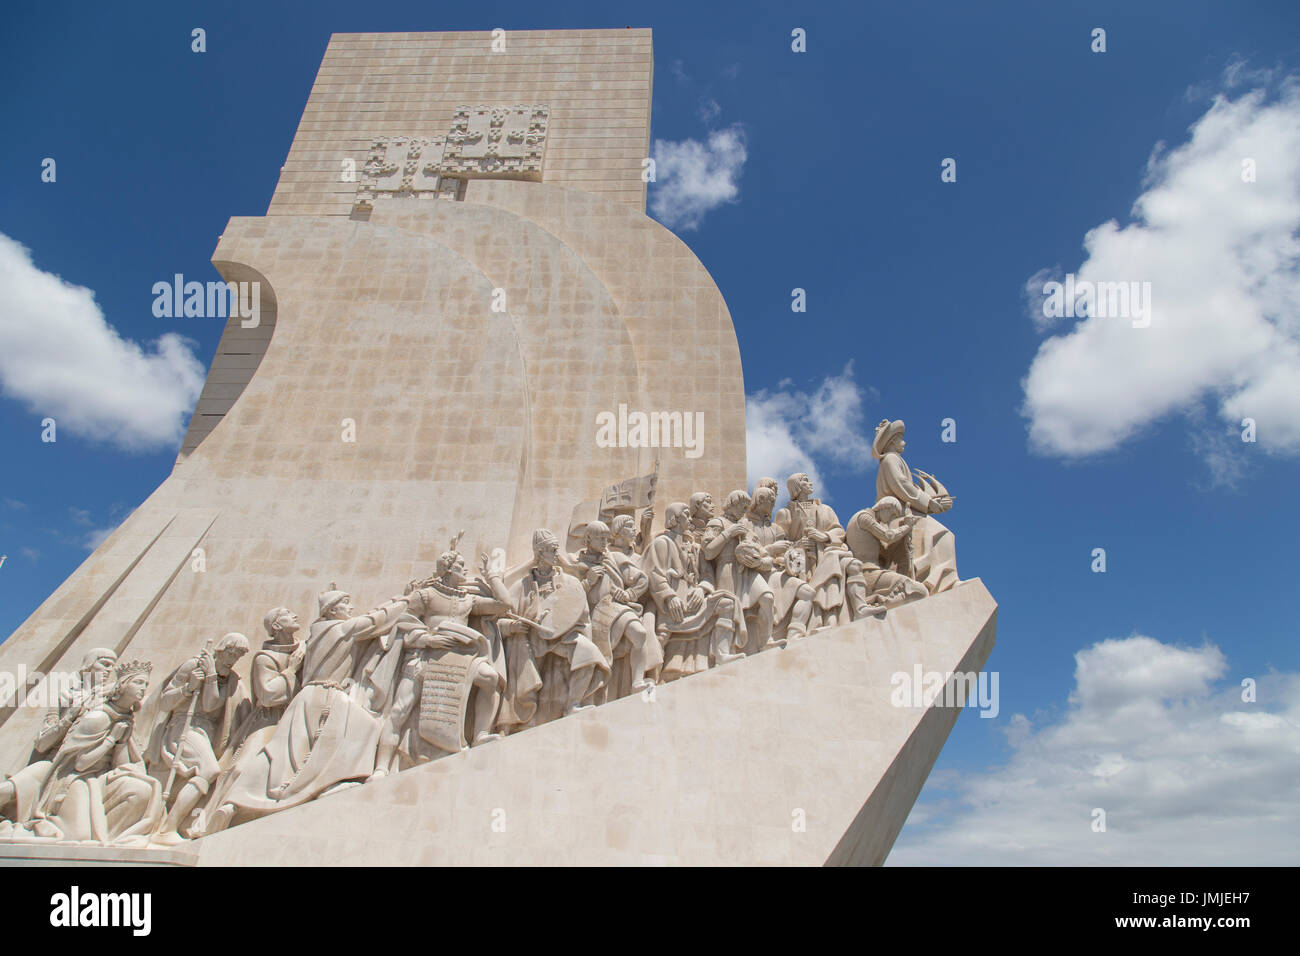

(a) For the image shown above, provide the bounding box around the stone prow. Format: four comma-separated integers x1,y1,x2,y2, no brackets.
192,579,996,866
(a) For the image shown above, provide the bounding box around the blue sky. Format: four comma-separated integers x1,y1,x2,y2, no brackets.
2,1,1299,863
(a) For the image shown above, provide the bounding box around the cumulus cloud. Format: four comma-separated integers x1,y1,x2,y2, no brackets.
890,635,1300,865
1021,79,1300,460
0,232,205,451
746,363,877,498
650,126,747,231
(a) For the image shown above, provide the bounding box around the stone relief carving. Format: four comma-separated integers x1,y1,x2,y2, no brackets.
443,106,548,180
0,418,960,847
354,135,448,211
1,661,162,846
351,105,548,211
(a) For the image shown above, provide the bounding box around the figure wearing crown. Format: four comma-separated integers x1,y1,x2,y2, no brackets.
0,660,164,846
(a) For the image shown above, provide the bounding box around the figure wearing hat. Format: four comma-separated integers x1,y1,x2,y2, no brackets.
871,419,960,594
302,584,409,703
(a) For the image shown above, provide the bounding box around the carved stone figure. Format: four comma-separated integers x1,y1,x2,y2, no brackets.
1,648,119,824
489,529,608,724
377,541,509,770
303,585,407,708
198,607,305,834
0,661,163,847
872,420,959,593
773,473,857,629
846,496,929,608
147,634,251,844
608,514,663,687
234,608,305,748
34,647,119,759
745,478,815,641
704,490,778,655
202,590,405,834
574,520,655,700
685,491,716,588
645,502,743,680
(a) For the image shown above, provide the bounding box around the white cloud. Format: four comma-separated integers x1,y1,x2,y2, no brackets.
1021,79,1300,460
745,363,876,498
697,96,721,124
82,526,116,551
650,126,747,231
890,635,1300,865
0,232,205,451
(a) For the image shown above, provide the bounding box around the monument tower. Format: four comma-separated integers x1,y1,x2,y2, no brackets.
0,30,994,866
0,28,746,771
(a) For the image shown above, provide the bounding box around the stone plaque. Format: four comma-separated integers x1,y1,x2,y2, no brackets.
418,645,478,752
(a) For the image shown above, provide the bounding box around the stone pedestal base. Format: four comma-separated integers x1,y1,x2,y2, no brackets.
191,579,996,866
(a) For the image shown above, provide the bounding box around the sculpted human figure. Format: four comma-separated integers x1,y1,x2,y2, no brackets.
236,607,306,747
704,490,778,655
0,661,163,847
574,520,655,699
1,648,118,824
774,473,861,629
846,496,929,608
201,589,406,834
147,634,250,844
685,492,716,588
872,419,959,593
303,585,408,708
488,529,608,724
375,542,509,772
35,647,119,757
745,479,815,641
607,514,663,686
645,503,743,680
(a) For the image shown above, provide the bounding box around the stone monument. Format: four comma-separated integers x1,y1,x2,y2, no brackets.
0,29,995,866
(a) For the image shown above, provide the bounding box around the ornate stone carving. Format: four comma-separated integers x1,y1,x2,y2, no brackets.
1,425,966,848
351,107,547,212
871,419,960,594
379,536,509,769
645,502,743,680
488,529,607,722
442,105,549,181
354,135,448,211
704,490,779,655
147,634,251,844
0,660,162,847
